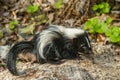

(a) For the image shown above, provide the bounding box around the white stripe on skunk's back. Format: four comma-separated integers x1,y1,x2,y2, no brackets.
64,28,84,39
37,28,61,59
52,25,85,39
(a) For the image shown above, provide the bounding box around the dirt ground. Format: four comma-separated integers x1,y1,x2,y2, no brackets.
0,42,120,80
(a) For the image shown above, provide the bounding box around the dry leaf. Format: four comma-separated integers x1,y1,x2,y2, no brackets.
20,23,35,34
97,34,106,42
115,48,120,55
47,13,54,24
18,52,36,63
35,25,45,33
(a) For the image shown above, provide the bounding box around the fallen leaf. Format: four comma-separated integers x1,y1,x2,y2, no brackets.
115,48,120,55
18,52,37,63
48,0,56,5
20,23,35,34
17,34,25,42
35,25,45,33
97,34,106,42
43,6,52,12
47,13,54,24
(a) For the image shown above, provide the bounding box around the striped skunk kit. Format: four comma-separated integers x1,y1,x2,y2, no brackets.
6,25,92,75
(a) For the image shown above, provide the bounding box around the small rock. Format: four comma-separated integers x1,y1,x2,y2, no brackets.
0,45,10,59
3,12,9,17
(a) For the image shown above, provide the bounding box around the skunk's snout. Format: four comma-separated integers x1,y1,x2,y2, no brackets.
86,47,93,54
78,43,92,54
84,44,92,54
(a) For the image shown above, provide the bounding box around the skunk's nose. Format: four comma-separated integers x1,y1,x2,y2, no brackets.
87,47,93,54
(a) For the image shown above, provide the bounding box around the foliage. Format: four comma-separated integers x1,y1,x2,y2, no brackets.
84,17,120,44
54,0,63,9
26,4,39,13
31,14,48,25
108,27,120,43
20,23,35,34
9,20,18,30
84,17,107,34
92,2,111,15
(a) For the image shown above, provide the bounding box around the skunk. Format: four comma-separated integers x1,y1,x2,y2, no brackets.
6,25,92,76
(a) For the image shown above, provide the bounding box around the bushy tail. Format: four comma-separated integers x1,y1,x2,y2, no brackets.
6,41,34,76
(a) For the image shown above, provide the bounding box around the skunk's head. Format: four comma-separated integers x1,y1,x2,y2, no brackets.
56,26,92,56
58,26,92,54
73,31,92,54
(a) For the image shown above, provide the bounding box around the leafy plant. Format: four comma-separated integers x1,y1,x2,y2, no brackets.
108,27,120,44
84,17,120,44
105,17,112,24
92,2,111,15
54,0,63,9
26,4,39,13
84,17,108,34
9,20,18,30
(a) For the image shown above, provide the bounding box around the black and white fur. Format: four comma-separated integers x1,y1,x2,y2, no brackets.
6,25,92,76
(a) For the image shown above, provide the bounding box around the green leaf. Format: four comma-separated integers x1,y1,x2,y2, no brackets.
89,29,96,34
20,23,35,34
9,20,18,30
92,2,111,14
107,26,120,43
110,35,120,42
94,24,102,33
98,4,104,9
105,29,112,37
101,23,108,32
96,13,100,16
95,22,108,33
26,4,39,13
54,0,63,9
105,2,110,7
84,17,100,34
84,21,92,30
102,8,110,13
92,4,98,11
106,17,112,24
112,27,120,36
